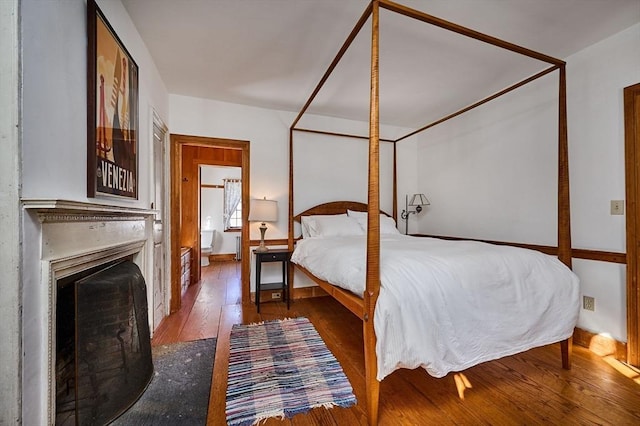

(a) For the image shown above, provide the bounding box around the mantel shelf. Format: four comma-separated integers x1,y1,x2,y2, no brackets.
22,198,157,220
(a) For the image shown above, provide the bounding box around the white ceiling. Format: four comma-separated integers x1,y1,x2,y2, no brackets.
121,0,640,128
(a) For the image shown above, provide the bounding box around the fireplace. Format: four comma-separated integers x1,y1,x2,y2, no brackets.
55,259,153,425
22,200,157,426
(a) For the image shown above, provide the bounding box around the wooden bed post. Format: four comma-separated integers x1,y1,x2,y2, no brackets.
558,64,573,369
392,143,398,221
557,65,572,270
288,127,293,251
364,1,381,425
288,128,295,298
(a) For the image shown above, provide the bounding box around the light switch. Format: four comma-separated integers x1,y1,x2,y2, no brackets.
610,200,624,215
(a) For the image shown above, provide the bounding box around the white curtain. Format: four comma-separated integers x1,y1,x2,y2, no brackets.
223,179,241,229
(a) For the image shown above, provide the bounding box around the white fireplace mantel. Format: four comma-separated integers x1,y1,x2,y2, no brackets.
21,198,157,425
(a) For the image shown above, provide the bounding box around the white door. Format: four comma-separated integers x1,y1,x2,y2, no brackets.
151,110,168,329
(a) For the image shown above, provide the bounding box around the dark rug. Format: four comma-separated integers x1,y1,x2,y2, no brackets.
226,318,356,426
111,338,216,426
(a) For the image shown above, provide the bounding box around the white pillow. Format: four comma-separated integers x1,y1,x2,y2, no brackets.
347,209,367,220
300,216,314,238
347,210,400,235
380,215,401,234
301,214,348,238
307,214,364,237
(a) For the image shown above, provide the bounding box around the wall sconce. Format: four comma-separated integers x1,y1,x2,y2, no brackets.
248,197,278,252
400,193,430,235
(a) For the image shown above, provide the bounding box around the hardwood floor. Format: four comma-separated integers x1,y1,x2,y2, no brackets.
154,261,640,425
151,261,241,346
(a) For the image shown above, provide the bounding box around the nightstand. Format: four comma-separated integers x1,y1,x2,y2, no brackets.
253,249,291,313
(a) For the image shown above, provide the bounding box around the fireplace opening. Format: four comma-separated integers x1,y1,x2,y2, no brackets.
55,259,153,425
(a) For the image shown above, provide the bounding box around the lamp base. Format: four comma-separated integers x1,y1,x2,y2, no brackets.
255,223,269,252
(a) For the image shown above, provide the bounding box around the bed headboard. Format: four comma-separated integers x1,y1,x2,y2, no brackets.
293,201,391,222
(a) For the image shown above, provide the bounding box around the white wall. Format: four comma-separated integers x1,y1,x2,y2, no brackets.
415,71,559,244
20,1,169,424
568,23,639,253
0,0,21,422
415,23,640,342
566,23,640,341
395,136,420,234
292,132,396,214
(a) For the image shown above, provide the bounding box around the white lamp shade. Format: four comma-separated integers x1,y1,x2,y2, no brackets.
409,193,430,206
248,198,278,222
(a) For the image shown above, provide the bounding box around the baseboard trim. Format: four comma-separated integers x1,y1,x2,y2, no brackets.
293,286,329,300
209,253,237,262
573,327,627,362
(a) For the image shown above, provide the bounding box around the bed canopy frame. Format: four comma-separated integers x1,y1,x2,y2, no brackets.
287,1,572,424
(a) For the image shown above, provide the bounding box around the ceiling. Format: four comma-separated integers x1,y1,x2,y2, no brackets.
122,0,640,129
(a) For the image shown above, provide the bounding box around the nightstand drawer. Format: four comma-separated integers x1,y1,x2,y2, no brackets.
258,251,289,262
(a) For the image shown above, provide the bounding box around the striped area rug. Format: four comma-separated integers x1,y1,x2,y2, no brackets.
225,317,356,425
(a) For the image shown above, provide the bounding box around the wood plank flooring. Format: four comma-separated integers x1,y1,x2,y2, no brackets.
151,261,241,345
154,261,640,425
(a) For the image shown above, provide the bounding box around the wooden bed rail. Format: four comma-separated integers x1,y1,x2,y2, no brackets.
413,234,627,264
379,0,565,66
295,265,365,321
396,65,559,143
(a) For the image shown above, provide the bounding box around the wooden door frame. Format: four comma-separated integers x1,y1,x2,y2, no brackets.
625,83,640,366
170,134,250,312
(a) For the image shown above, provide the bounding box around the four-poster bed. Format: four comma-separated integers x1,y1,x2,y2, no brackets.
291,201,579,375
286,1,575,424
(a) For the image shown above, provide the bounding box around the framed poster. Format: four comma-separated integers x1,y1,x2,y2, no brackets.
87,0,139,199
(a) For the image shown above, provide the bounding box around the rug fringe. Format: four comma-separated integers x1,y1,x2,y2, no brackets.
246,316,300,327
313,401,341,410
249,401,349,424
253,411,285,425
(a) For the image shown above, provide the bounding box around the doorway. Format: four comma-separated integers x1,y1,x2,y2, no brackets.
624,82,640,366
200,165,242,266
170,134,250,313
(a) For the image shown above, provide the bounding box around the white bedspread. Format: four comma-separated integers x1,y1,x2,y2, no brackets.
291,234,580,380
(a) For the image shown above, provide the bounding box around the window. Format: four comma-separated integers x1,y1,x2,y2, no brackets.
223,179,242,231
228,202,242,229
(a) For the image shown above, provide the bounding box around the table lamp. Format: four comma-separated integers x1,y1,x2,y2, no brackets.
248,197,278,252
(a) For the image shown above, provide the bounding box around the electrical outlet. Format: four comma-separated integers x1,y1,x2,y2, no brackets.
272,292,281,299
583,296,595,311
611,200,624,215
